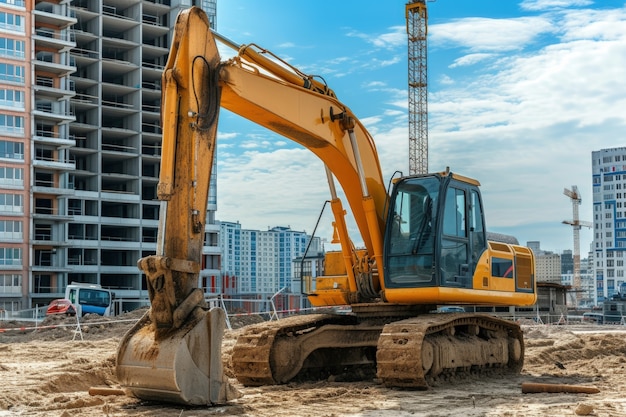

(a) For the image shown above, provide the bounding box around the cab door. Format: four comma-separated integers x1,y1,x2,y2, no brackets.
439,181,486,288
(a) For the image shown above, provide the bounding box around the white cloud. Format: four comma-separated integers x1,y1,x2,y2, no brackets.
520,0,593,11
364,81,386,88
558,8,626,41
347,25,406,50
217,132,238,140
450,53,495,68
438,74,455,85
431,17,555,52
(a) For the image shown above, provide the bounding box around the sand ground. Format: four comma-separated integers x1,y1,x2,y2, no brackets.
1,311,625,417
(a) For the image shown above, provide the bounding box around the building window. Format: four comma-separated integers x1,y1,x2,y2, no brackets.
0,114,23,135
0,1,26,8
0,193,22,213
0,140,23,160
0,273,21,293
0,166,22,187
0,88,23,109
0,13,24,32
0,247,21,266
0,63,24,84
0,37,25,59
0,220,21,240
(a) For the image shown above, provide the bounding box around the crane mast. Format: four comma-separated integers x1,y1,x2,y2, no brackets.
406,0,428,175
563,186,592,307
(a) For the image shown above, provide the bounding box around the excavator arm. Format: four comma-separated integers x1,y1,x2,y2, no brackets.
116,8,236,405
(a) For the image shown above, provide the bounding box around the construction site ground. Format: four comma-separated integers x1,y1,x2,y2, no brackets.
1,309,625,417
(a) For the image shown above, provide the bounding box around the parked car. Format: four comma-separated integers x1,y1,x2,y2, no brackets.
46,299,76,316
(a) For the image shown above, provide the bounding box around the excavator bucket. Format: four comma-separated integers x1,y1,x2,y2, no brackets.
116,307,240,405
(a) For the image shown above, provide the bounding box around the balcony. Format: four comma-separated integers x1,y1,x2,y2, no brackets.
34,76,75,101
32,152,75,171
31,179,75,196
33,129,76,148
34,5,77,29
34,52,76,77
33,108,75,125
32,206,74,221
31,232,72,247
34,27,76,53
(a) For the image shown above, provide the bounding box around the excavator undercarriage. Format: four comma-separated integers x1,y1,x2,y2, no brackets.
232,307,524,388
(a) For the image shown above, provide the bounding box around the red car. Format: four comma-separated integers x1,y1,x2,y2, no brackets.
46,299,76,316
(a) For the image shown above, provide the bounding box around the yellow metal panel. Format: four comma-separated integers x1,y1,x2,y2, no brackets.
314,276,351,291
308,287,351,307
383,287,536,306
323,251,347,276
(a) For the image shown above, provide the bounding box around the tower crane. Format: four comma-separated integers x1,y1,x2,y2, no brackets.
406,1,429,175
563,186,592,307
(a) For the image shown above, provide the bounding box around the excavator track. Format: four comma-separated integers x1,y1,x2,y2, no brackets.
232,313,383,386
376,313,524,388
232,312,524,388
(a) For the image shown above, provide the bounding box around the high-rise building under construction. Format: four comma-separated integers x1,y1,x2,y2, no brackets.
0,0,219,313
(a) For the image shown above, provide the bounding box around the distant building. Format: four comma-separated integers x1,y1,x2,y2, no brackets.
592,147,626,303
561,270,596,308
219,222,323,297
528,241,561,283
527,241,542,254
561,250,573,274
536,252,562,283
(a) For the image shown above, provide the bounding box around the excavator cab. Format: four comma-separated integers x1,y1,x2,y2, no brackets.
382,171,536,306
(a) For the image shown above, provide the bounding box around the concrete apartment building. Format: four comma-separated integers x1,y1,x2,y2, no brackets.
0,0,219,312
527,241,562,283
220,221,324,301
0,0,35,311
592,146,626,303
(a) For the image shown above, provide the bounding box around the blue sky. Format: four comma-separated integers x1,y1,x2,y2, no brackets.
211,0,626,255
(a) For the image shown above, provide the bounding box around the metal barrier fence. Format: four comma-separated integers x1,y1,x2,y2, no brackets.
0,305,48,322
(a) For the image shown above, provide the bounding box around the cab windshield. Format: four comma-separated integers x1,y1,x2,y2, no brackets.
385,177,440,286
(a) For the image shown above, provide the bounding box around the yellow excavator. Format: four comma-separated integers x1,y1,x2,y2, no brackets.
116,7,536,405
